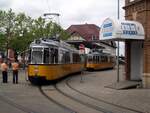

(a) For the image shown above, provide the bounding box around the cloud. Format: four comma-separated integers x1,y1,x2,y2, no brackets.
60,0,125,28
0,0,13,9
1,0,125,28
11,0,45,18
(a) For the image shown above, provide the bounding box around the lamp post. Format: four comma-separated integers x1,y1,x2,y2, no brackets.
117,0,120,82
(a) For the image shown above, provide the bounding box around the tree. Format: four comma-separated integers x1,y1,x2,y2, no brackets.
0,9,16,53
32,17,46,38
0,9,70,55
10,13,35,53
44,22,69,40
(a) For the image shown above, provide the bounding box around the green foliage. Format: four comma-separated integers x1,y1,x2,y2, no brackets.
0,35,7,51
0,9,70,54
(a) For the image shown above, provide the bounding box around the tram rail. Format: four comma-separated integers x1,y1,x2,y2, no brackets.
54,84,112,113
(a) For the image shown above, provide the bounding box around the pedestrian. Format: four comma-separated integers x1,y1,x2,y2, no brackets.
0,60,8,83
12,60,19,84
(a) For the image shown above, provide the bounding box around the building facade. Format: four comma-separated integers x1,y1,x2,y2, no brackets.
66,24,116,56
66,24,100,41
124,0,150,88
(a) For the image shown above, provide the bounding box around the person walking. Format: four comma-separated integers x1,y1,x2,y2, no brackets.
12,60,19,84
1,61,8,83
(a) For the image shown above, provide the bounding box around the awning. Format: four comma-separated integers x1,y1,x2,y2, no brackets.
100,18,145,41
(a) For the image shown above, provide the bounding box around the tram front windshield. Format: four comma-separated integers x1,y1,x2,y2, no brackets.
31,48,43,64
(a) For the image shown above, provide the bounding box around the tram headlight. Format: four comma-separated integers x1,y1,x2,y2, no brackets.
34,65,39,75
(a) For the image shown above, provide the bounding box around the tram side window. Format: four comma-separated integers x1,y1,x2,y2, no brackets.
65,52,70,63
73,53,76,63
28,49,31,63
59,51,70,64
50,48,58,64
96,56,98,63
59,50,63,64
44,48,49,64
88,56,92,62
108,56,111,62
77,54,81,62
110,56,115,63
93,56,96,63
73,53,81,63
101,56,108,62
106,56,108,62
31,50,43,64
97,56,100,63
50,48,54,63
101,56,104,62
95,56,99,63
54,49,58,63
49,49,52,63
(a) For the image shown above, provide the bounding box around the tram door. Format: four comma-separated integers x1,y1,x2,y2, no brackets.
130,41,143,80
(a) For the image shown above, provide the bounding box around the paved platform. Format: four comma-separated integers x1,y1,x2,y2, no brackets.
69,65,150,113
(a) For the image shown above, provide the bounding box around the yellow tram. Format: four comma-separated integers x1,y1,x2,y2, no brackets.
86,50,115,70
28,38,84,84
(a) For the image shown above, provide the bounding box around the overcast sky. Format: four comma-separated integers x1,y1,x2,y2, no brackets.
1,0,125,55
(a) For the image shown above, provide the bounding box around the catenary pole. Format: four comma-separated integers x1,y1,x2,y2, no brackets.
117,0,120,82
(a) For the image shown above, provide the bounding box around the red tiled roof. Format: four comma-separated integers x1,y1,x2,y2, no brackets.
66,24,100,41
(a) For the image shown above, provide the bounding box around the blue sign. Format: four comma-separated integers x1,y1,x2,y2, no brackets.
103,23,112,28
103,32,112,37
121,23,138,35
102,22,113,37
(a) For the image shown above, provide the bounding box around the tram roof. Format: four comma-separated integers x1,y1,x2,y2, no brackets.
30,38,79,52
88,51,111,55
65,40,108,49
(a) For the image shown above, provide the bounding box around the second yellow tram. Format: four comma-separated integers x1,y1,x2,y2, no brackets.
86,51,115,70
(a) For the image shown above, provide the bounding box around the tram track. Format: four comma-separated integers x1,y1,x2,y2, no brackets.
54,84,111,113
38,86,77,113
0,94,38,113
40,76,142,113
40,85,105,113
39,73,145,113
65,77,144,113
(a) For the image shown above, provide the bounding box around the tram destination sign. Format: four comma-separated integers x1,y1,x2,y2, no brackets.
100,18,145,41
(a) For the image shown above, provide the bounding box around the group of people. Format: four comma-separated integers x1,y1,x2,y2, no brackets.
1,60,19,84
